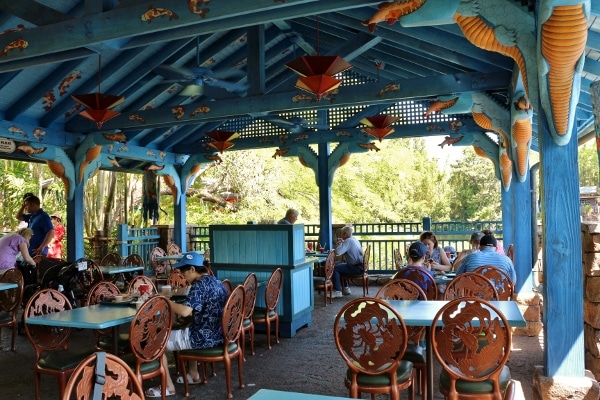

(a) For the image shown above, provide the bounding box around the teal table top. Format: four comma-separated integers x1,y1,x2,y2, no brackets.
249,389,350,400
385,300,526,327
25,304,136,329
99,265,144,274
0,282,17,291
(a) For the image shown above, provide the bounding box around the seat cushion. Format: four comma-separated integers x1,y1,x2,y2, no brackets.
38,347,93,371
346,360,413,386
252,308,277,319
0,312,13,324
121,353,161,374
179,342,238,357
97,332,131,352
402,343,425,364
439,365,512,394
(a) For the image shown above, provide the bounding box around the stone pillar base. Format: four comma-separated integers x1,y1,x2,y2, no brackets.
533,365,600,399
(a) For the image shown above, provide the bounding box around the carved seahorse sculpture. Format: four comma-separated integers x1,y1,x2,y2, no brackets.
15,143,76,200
445,131,501,180
538,3,588,144
511,118,532,178
75,131,127,184
181,153,210,190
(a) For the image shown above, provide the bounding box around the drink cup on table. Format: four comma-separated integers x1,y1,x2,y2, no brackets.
161,285,172,298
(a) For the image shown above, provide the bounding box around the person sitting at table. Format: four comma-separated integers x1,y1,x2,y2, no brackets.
146,252,229,398
452,231,485,271
277,208,299,225
404,241,435,292
419,231,452,272
455,234,517,284
332,225,363,298
0,228,36,275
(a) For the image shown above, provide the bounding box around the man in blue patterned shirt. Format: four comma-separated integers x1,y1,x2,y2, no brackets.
455,234,517,284
146,251,228,398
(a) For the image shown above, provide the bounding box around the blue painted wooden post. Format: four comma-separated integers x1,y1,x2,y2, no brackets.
501,187,513,249
511,172,534,294
422,217,431,232
539,110,584,377
116,224,128,256
66,182,85,261
174,192,187,253
318,142,333,251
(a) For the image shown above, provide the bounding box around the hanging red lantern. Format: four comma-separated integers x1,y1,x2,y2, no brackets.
71,92,125,129
285,55,352,100
360,115,399,142
204,130,239,153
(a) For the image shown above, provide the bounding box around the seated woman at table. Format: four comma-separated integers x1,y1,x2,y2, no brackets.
420,231,452,272
0,227,36,275
146,252,229,398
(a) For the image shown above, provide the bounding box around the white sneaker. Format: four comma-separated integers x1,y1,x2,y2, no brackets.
332,291,343,298
343,287,352,295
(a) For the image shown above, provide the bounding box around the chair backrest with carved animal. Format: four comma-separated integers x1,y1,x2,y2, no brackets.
443,272,499,301
393,266,438,301
473,265,514,300
62,352,144,400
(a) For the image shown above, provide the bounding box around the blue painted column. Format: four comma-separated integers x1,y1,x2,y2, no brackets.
317,142,333,251
511,172,534,294
501,187,513,253
539,110,584,377
174,192,187,253
66,182,85,261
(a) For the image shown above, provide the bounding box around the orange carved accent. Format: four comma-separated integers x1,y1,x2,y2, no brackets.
47,161,70,198
454,15,528,97
541,5,587,137
471,112,509,147
500,151,512,189
423,97,458,119
512,118,532,176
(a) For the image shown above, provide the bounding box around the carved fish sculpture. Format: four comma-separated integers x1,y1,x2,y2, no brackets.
362,0,427,32
141,7,179,23
0,37,28,57
358,142,381,152
273,148,290,158
438,136,463,148
423,97,458,119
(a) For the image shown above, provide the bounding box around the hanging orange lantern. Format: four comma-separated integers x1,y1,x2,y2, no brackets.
71,92,125,129
204,130,239,153
360,115,399,141
285,55,352,100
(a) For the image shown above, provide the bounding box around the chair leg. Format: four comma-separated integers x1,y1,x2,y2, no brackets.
241,329,246,361
274,316,280,345
237,350,244,389
265,318,271,349
249,324,255,355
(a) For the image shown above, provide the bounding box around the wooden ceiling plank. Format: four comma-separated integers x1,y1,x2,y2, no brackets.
66,71,511,134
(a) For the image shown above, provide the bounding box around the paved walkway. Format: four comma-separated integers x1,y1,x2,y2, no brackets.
1,285,543,399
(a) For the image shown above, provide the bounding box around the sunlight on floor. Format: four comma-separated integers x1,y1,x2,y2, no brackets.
514,381,526,400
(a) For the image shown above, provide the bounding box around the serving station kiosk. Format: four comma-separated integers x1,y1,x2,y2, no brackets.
209,224,314,337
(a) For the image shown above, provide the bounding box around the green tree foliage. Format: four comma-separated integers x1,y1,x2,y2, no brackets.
447,147,501,221
578,140,599,187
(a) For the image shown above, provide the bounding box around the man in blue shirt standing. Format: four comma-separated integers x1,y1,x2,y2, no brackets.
15,194,54,256
455,234,517,284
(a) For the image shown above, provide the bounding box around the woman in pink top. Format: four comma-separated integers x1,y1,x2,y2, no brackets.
0,228,36,274
48,213,64,259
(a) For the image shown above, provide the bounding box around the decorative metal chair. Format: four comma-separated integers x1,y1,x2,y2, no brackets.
121,295,172,400
24,289,93,400
443,272,499,301
127,275,157,296
313,250,335,306
149,246,171,285
100,252,122,266
122,253,144,267
341,244,371,296
393,248,404,269
251,268,283,349
73,258,104,306
178,285,245,398
166,243,182,265
86,281,130,355
0,268,24,350
393,266,438,302
376,279,428,398
62,352,144,400
430,298,515,400
334,297,414,400
473,265,514,300
241,273,258,360
166,268,188,289
221,278,233,295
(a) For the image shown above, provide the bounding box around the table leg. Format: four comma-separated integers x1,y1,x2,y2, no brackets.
426,326,433,400
113,325,120,354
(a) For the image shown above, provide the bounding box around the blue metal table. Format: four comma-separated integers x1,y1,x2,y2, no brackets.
99,265,144,275
385,300,526,400
249,389,350,400
25,303,137,353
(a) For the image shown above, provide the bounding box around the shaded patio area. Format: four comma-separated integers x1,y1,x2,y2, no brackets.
1,281,543,400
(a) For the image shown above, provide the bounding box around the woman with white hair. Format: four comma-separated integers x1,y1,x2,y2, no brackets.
0,228,36,275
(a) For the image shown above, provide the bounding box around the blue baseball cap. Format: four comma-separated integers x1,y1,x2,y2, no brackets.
409,241,428,258
173,252,205,268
